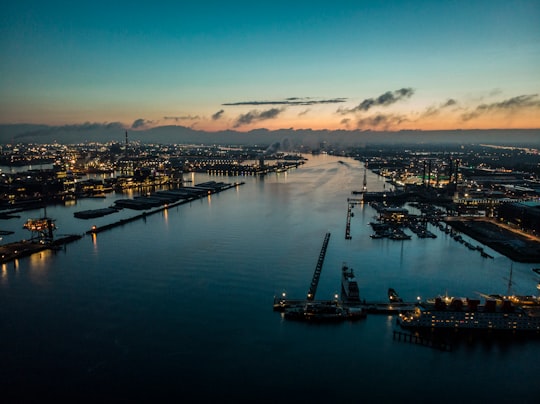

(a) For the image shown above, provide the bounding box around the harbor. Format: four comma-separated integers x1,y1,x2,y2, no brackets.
0,235,82,264
1,153,539,402
274,233,418,320
0,180,245,261
86,181,244,234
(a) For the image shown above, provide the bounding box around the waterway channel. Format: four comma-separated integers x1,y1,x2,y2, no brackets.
0,155,538,402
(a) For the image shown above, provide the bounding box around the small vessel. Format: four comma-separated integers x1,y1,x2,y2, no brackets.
398,296,540,332
480,250,494,259
341,264,361,303
389,231,411,240
283,301,366,322
388,288,403,303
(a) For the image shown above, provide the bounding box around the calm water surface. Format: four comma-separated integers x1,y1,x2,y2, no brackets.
1,155,538,402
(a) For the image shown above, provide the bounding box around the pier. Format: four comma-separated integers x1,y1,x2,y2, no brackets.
392,330,452,351
0,234,82,264
307,232,331,300
87,181,244,234
345,198,362,240
273,296,417,314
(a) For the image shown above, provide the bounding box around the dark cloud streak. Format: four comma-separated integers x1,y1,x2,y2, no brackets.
211,109,225,120
163,115,200,121
223,97,346,106
461,94,540,121
357,114,408,130
233,108,283,128
339,88,414,114
420,98,459,118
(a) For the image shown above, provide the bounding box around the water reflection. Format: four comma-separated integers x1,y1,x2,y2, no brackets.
91,232,98,251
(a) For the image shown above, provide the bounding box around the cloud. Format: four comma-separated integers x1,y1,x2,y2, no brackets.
163,115,200,121
420,98,459,118
298,109,310,116
132,118,150,129
357,114,408,130
263,141,280,155
223,97,347,106
233,108,283,128
461,94,540,121
442,98,457,108
211,109,225,120
339,88,415,114
340,118,351,128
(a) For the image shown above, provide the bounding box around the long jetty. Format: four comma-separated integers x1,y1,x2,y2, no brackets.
306,232,331,300
87,181,244,235
345,198,362,240
273,297,417,314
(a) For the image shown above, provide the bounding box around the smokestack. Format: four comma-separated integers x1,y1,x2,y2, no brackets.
448,158,453,191
454,159,459,188
427,160,431,188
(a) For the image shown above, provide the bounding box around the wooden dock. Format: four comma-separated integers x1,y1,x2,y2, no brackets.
393,330,452,351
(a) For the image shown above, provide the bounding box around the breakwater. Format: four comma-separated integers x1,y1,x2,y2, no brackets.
87,181,244,235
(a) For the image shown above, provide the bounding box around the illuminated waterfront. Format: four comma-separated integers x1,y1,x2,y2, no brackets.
0,154,538,402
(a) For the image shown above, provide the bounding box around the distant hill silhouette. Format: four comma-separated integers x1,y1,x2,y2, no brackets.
0,123,538,148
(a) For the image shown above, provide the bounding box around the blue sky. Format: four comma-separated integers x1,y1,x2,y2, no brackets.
1,0,539,132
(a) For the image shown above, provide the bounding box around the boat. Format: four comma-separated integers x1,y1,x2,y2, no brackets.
341,264,361,303
389,231,411,240
480,293,540,308
398,295,540,332
388,288,403,303
283,301,366,322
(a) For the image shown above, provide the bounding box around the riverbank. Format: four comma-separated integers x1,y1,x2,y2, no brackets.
446,217,540,263
0,234,83,264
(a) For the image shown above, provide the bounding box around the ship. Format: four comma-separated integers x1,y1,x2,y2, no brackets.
480,293,540,308
341,264,361,303
398,295,540,333
388,288,403,303
283,301,366,322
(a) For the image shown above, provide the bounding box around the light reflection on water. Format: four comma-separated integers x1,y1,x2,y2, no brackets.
0,154,539,402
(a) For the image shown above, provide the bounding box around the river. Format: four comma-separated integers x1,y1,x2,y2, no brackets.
0,154,538,402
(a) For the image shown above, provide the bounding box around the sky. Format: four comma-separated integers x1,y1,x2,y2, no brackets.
1,0,539,134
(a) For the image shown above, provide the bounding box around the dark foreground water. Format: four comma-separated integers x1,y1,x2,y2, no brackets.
1,155,539,403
